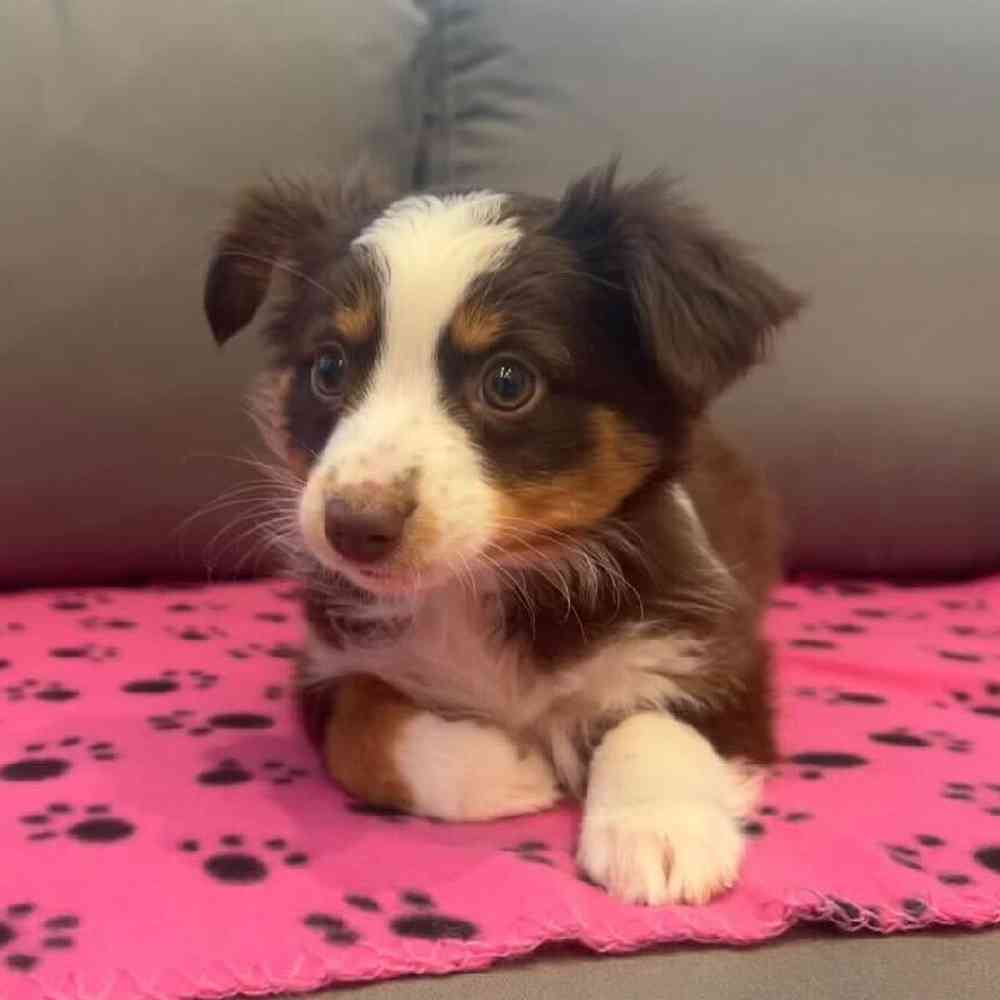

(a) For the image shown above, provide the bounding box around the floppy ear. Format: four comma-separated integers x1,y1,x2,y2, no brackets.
204,168,394,344
550,162,804,408
204,180,328,344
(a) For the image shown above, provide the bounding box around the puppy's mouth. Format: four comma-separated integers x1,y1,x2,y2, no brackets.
353,565,422,593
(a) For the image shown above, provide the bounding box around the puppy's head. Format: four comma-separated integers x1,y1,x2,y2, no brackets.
205,163,802,595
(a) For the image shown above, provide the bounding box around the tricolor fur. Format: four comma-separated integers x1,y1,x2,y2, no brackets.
204,162,803,904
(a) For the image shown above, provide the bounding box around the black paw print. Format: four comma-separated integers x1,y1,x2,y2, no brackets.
0,738,118,782
196,757,311,787
166,624,228,642
265,642,301,660
254,611,289,624
178,835,308,884
389,890,478,941
503,840,555,866
937,649,983,664
305,889,477,944
20,803,135,844
744,806,815,837
788,638,839,651
0,902,81,972
794,686,885,707
147,711,275,736
786,751,869,780
949,681,1000,719
121,669,218,695
303,912,361,946
941,781,1000,816
869,727,973,754
5,678,80,703
973,845,1000,874
1,621,26,635
47,644,118,662
883,834,979,888
79,616,137,631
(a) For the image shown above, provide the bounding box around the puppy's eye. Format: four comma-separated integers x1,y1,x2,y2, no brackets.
481,359,538,413
310,345,349,399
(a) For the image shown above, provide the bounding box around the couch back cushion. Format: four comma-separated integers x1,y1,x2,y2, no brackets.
1,1,428,586
420,0,1000,577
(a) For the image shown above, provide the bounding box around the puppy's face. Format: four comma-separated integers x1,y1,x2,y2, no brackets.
205,166,801,595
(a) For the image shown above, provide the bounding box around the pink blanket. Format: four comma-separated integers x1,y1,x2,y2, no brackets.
1,577,999,999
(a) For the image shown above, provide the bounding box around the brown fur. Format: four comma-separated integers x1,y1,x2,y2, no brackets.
321,674,418,811
332,296,379,345
449,301,506,352
494,407,660,544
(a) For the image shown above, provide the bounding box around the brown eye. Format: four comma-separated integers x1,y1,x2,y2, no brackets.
481,358,538,412
310,344,348,399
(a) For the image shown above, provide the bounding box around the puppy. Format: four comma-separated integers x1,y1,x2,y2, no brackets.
204,162,802,905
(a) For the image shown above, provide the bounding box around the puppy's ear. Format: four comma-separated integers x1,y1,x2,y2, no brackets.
204,167,393,344
204,180,327,344
551,162,804,408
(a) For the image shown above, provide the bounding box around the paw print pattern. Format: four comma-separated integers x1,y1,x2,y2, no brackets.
196,757,311,787
121,669,218,695
304,912,360,946
389,890,478,941
79,617,137,631
786,751,869,780
503,840,555,866
0,738,118,782
883,833,975,887
941,781,1000,815
147,711,275,736
178,836,308,884
743,805,815,838
47,644,118,662
949,682,1000,719
0,902,81,973
794,687,886,707
19,803,135,844
166,624,228,642
300,889,479,948
5,678,80,703
868,727,973,754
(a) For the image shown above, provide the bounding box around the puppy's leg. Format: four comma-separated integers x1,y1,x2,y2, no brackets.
578,711,760,905
321,675,562,821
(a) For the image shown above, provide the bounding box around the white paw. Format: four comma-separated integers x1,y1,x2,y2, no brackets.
397,715,562,822
578,796,746,906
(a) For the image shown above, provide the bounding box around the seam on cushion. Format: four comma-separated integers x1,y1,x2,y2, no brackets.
409,0,453,188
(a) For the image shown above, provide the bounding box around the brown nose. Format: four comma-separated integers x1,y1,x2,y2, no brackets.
324,496,413,565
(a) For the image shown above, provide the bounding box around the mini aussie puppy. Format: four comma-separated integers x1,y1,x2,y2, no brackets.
204,162,803,906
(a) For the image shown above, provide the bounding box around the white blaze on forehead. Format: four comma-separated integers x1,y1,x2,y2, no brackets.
353,192,521,386
345,190,522,453
299,192,523,574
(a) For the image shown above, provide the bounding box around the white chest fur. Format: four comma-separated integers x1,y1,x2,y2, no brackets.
303,581,706,791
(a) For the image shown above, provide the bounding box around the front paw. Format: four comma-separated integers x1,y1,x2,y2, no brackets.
577,797,746,905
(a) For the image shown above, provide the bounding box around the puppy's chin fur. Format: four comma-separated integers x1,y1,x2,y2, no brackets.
204,161,802,905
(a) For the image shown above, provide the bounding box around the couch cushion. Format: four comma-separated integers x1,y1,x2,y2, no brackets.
0,1,428,586
420,0,1000,576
